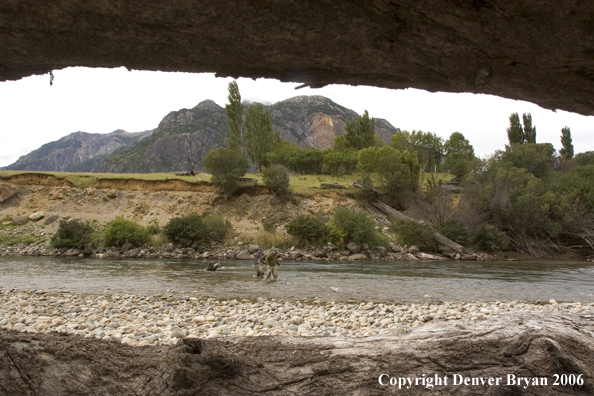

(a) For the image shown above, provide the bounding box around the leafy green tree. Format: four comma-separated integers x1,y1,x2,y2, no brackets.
523,113,537,144
391,130,443,172
332,135,349,152
345,110,375,150
289,147,325,174
244,103,281,171
322,149,358,175
203,148,249,195
263,164,291,198
444,132,474,158
503,143,555,178
225,80,244,155
560,126,574,159
376,146,421,206
507,112,525,144
356,147,378,174
390,130,413,152
443,132,475,179
374,135,386,148
264,140,300,169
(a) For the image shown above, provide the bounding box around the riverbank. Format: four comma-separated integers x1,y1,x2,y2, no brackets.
1,288,591,347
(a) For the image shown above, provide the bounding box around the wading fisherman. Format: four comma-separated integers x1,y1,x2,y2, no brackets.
254,248,264,278
265,248,282,280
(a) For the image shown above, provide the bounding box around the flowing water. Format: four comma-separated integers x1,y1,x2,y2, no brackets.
1,256,593,303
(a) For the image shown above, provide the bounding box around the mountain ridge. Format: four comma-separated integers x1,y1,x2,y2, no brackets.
4,96,400,173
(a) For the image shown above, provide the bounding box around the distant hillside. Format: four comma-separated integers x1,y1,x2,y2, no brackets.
267,95,398,149
99,96,400,173
6,96,400,173
98,100,231,173
2,130,153,172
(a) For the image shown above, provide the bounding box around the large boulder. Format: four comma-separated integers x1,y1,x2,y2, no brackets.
348,253,367,260
346,242,360,253
235,251,252,260
29,211,44,222
0,183,18,203
44,215,59,225
12,215,29,225
247,244,260,254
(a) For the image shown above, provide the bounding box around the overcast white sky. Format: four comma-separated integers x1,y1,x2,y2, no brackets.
1,66,593,168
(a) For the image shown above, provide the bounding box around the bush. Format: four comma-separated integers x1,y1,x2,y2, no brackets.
262,164,291,198
390,218,437,251
103,217,149,248
286,215,327,244
50,219,95,249
163,214,230,247
163,214,206,247
333,207,377,245
203,148,249,195
146,219,161,235
324,220,346,246
202,215,231,242
473,224,509,251
240,231,298,249
438,220,470,245
263,219,277,232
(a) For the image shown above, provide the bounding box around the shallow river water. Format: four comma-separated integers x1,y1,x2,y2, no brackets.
0,256,593,303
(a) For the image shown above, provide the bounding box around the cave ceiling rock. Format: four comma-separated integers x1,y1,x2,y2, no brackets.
1,1,594,115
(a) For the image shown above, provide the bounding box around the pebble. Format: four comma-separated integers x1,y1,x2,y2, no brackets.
0,288,591,346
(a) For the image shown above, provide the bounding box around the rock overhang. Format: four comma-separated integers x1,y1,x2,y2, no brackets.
1,1,594,115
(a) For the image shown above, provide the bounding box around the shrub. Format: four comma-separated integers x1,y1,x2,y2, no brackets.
438,220,470,245
50,220,95,249
163,214,206,247
240,231,298,249
473,224,509,251
333,207,377,245
262,164,291,198
103,217,149,248
390,218,437,251
324,220,346,246
146,219,161,235
263,219,277,232
286,215,327,244
373,232,392,248
202,148,249,195
203,215,231,242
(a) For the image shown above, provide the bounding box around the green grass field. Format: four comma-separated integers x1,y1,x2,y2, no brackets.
0,170,453,194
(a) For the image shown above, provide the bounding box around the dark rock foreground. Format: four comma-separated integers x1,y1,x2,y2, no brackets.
1,312,593,395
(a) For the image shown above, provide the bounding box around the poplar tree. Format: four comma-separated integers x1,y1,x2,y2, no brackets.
244,103,281,171
523,113,537,143
345,110,375,150
225,80,244,155
560,126,574,159
507,113,525,144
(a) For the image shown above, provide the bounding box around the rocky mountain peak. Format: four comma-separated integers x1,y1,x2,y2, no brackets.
194,99,220,111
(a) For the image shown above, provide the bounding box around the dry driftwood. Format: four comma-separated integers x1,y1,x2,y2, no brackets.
321,183,347,189
369,199,470,255
1,312,593,395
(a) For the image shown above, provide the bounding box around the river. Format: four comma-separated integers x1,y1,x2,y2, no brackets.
0,256,593,303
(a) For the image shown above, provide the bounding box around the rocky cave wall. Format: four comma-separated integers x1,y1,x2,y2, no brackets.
2,1,594,115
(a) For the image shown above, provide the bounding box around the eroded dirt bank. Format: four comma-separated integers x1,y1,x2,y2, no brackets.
1,312,594,395
0,173,360,234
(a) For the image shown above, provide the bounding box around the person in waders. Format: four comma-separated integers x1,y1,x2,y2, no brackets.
265,248,282,280
254,248,264,278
